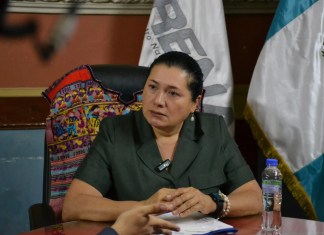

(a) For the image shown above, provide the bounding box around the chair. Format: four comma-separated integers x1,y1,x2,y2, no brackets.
28,64,150,230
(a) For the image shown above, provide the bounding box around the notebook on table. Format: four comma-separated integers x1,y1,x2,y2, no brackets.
158,212,237,235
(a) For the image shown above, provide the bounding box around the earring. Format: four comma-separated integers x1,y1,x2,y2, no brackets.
190,112,195,122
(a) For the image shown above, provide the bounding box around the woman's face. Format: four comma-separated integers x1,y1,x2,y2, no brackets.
142,64,198,132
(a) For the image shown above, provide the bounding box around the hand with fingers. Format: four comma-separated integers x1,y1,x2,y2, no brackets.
169,187,216,217
141,188,177,206
110,203,180,235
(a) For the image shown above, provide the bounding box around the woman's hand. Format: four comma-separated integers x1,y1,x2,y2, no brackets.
169,187,216,217
141,188,177,206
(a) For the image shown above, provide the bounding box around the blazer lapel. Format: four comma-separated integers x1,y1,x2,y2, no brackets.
135,111,174,181
170,115,204,179
170,138,201,179
137,141,174,181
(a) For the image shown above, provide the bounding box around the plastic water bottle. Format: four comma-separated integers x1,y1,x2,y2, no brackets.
261,158,282,232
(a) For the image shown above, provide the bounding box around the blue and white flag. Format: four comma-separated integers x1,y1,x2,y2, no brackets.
139,0,234,131
245,0,324,220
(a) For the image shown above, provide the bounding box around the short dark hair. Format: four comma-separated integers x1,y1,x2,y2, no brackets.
149,51,203,101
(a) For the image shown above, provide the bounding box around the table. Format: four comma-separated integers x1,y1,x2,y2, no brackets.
19,215,324,235
222,215,324,234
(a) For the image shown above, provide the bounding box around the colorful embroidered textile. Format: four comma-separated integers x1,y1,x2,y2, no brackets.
43,65,143,220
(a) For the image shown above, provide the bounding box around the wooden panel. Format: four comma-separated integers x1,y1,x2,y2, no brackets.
226,14,274,85
0,97,48,129
235,119,260,176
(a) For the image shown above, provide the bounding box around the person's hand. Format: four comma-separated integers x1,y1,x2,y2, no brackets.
111,203,180,235
170,187,216,217
141,188,176,206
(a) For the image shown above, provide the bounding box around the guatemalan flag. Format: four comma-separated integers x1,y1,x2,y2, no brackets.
245,0,324,220
139,0,234,132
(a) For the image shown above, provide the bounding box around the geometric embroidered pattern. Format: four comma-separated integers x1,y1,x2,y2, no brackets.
42,65,143,220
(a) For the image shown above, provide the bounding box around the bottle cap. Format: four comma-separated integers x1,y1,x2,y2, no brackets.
266,158,278,166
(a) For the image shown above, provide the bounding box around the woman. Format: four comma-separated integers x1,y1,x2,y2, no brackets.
62,51,262,222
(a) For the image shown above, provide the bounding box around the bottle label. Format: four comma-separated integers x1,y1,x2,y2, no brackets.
262,180,282,212
262,180,282,193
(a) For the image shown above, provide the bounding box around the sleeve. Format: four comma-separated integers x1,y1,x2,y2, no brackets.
219,117,255,194
74,117,115,196
97,227,119,235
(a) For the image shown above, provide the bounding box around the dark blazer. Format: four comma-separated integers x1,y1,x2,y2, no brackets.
75,110,254,199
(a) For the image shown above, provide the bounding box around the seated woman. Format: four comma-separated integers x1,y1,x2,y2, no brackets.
62,51,262,222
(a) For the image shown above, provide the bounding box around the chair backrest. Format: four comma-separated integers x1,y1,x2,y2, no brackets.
42,64,150,221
